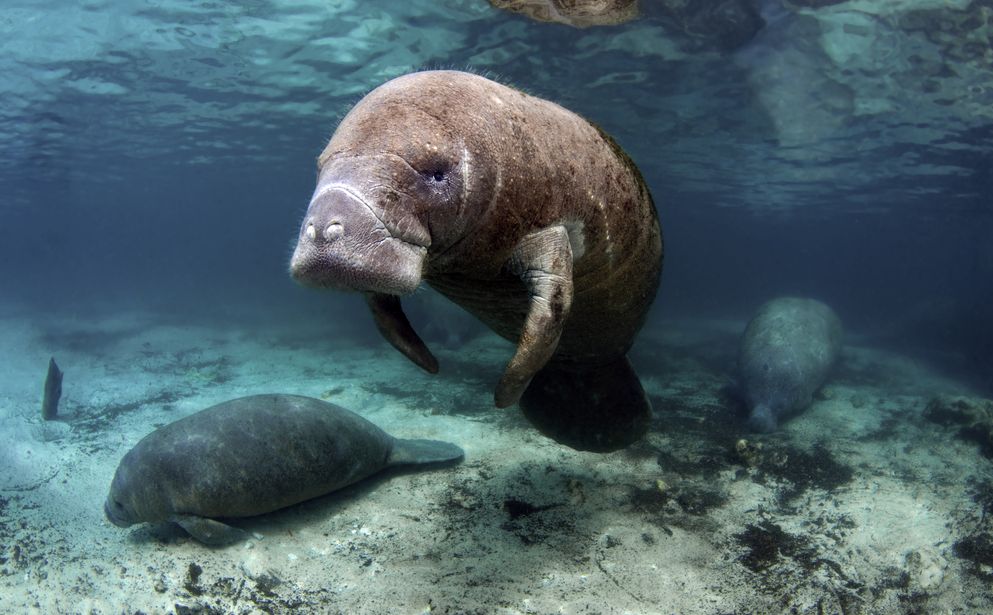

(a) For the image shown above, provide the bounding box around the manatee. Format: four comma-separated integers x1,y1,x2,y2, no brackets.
104,394,463,545
289,70,663,452
737,297,843,432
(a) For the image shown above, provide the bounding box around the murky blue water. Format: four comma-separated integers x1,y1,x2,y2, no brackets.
4,1,989,393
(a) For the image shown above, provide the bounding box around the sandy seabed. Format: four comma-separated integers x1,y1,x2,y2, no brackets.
1,306,992,614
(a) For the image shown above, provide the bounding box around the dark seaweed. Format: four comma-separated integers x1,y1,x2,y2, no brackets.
968,479,993,521
752,443,855,503
675,487,728,515
174,603,227,615
953,533,993,580
503,498,559,519
736,521,817,573
184,563,204,596
629,485,670,515
73,390,181,434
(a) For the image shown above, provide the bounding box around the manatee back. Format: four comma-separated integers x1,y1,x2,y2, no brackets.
110,394,396,522
366,71,661,363
738,298,842,420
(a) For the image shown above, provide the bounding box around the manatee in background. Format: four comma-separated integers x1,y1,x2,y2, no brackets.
289,70,663,452
105,394,463,545
738,297,842,432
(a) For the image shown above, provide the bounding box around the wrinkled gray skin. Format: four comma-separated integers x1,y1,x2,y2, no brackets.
738,297,843,432
289,70,662,452
105,394,463,545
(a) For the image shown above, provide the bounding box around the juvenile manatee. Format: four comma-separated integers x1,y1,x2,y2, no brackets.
738,297,842,432
104,394,463,545
289,70,663,452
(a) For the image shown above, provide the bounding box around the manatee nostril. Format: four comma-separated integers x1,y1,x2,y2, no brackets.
324,222,344,242
305,223,317,241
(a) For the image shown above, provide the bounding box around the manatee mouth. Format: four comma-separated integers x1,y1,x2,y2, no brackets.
104,498,133,528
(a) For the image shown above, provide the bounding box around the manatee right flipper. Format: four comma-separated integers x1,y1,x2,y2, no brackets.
495,226,574,408
172,514,248,546
366,293,439,373
520,357,651,452
387,438,465,466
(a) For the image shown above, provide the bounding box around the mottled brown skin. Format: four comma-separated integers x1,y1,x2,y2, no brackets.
290,70,662,451
488,0,639,28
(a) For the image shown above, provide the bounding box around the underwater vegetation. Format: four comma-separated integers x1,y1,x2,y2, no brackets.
925,396,993,459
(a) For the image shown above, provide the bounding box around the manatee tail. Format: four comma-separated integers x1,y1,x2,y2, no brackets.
388,439,464,466
748,404,777,433
520,357,651,452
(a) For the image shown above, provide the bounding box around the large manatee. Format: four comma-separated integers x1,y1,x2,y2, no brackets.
105,394,463,545
289,70,663,452
738,297,843,432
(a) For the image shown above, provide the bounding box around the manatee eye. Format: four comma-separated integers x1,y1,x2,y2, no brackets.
432,170,445,182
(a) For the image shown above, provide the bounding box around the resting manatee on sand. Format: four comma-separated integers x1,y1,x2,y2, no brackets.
105,394,463,545
737,297,843,432
289,70,663,452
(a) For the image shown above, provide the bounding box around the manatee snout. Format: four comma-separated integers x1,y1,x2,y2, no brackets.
290,182,428,295
104,495,133,528
290,184,376,273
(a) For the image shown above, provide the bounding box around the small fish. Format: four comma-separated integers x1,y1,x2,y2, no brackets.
41,357,63,421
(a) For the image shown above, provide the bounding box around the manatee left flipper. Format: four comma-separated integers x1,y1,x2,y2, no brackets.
366,293,439,373
172,514,248,546
495,225,574,408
